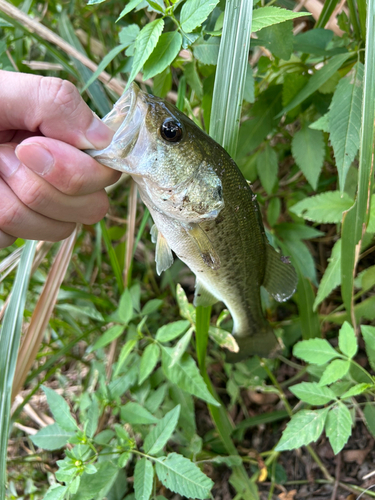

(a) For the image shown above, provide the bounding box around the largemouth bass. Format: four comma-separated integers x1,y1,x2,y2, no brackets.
87,83,297,360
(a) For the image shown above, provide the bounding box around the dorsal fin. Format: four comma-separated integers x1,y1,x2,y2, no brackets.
263,243,297,302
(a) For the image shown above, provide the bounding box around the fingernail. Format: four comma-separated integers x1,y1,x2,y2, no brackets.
85,114,114,149
0,146,21,177
15,143,54,176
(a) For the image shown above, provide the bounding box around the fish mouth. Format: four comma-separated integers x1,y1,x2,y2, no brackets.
85,82,145,172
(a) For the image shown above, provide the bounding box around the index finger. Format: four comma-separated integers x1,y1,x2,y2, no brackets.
0,70,113,149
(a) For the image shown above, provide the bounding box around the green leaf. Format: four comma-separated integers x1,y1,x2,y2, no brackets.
31,423,75,450
329,62,363,192
290,382,336,405
256,144,278,194
341,383,371,399
275,408,328,451
319,359,350,386
279,52,352,116
361,325,375,371
169,329,193,367
156,320,190,342
139,344,160,385
127,19,164,88
290,191,354,223
338,321,357,358
192,36,220,66
143,31,182,80
117,0,144,21
275,223,324,241
86,397,99,438
293,28,333,56
313,239,341,311
92,324,124,351
134,458,153,500
243,64,254,103
256,20,293,60
121,402,159,425
251,6,309,32
364,403,375,438
114,339,138,377
119,24,140,45
144,405,181,455
208,326,239,353
42,485,68,500
42,387,78,432
310,113,330,132
211,455,243,467
118,288,134,324
161,348,219,406
180,0,220,33
154,453,214,499
74,461,119,500
325,403,352,454
293,339,340,365
291,126,325,189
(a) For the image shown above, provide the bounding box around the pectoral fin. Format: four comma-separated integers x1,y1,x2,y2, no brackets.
151,225,174,275
186,224,221,270
193,280,219,307
263,243,298,302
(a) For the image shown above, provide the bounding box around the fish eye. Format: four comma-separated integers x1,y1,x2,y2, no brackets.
160,119,183,143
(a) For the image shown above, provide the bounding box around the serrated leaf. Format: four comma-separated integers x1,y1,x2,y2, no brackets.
42,485,68,500
275,408,328,451
338,321,357,358
92,324,124,351
310,113,330,132
154,453,214,499
31,423,75,450
361,325,375,371
180,0,220,33
161,348,219,406
329,62,363,192
256,143,278,194
290,382,336,405
276,223,324,240
42,387,78,432
364,403,375,438
251,6,309,32
134,458,153,500
293,339,340,365
341,383,371,399
119,24,140,45
257,20,293,60
143,31,182,80
144,405,181,455
211,455,242,467
319,359,350,386
292,126,325,189
156,320,190,342
314,239,341,311
325,403,352,454
121,402,159,425
290,191,354,223
192,36,220,66
169,329,193,367
139,344,160,385
127,19,164,88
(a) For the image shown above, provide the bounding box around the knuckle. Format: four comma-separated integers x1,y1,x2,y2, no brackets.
0,200,23,231
40,77,80,114
64,171,86,195
19,179,45,210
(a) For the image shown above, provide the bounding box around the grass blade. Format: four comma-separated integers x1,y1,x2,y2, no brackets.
0,240,37,499
341,1,375,323
209,0,253,157
100,219,124,294
314,0,340,29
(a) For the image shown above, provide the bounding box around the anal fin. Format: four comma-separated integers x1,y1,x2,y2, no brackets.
193,279,219,307
151,224,174,275
263,243,297,302
185,224,221,270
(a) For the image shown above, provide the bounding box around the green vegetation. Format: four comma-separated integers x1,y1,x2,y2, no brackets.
1,0,375,498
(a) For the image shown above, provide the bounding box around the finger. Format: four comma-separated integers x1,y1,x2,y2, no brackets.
0,178,76,242
0,70,113,149
0,230,17,249
0,145,110,224
15,137,121,195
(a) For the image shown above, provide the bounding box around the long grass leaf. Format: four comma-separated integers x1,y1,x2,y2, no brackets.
314,0,339,29
0,240,37,499
209,0,253,157
12,229,78,398
341,2,375,323
100,219,124,294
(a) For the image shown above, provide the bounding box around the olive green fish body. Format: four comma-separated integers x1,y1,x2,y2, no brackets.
88,84,297,359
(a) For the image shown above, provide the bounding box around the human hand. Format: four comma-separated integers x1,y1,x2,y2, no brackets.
0,70,121,248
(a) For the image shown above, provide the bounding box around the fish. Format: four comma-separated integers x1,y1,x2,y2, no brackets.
87,83,297,361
